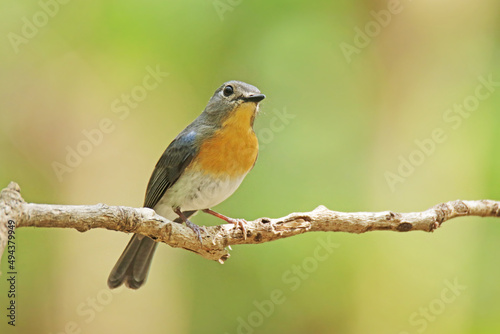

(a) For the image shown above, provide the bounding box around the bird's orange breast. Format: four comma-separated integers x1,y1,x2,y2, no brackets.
191,103,259,178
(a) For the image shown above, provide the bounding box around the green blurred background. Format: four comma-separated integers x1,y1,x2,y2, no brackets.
1,0,500,333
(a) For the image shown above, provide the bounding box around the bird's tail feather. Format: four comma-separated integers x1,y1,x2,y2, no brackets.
107,211,196,289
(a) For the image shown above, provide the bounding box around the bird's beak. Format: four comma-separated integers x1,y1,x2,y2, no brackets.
242,94,266,103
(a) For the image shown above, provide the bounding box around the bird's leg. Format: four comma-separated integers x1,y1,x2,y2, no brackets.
173,207,205,244
202,209,247,240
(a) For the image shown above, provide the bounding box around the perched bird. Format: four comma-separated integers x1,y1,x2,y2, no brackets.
108,80,265,289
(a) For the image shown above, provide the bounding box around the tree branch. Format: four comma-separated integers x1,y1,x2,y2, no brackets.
1,181,500,266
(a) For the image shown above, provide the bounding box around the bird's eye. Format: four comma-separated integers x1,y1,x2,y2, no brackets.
223,85,234,97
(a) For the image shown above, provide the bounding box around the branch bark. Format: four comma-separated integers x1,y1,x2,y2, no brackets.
1,182,500,265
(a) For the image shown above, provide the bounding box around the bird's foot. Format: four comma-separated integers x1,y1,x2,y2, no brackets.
174,207,205,245
184,220,205,245
228,218,248,240
202,209,248,240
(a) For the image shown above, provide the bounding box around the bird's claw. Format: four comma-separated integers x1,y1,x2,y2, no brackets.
228,218,248,240
200,209,248,240
185,220,204,245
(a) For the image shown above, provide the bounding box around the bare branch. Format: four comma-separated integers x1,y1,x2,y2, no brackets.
1,182,500,265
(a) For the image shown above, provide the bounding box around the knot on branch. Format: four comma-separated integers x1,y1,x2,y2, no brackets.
0,182,24,211
433,200,470,225
481,200,500,217
396,222,413,232
0,182,25,261
1,182,24,227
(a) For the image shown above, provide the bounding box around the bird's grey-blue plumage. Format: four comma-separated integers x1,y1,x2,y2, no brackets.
144,128,201,209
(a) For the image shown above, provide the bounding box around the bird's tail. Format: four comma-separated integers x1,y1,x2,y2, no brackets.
107,211,196,289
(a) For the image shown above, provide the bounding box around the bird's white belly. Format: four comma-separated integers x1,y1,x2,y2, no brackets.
153,170,246,219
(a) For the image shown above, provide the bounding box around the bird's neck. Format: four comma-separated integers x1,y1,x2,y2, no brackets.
221,103,256,131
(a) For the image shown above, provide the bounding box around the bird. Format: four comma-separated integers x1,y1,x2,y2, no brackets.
108,80,265,289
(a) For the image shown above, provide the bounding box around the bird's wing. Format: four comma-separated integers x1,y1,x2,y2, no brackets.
143,131,198,209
